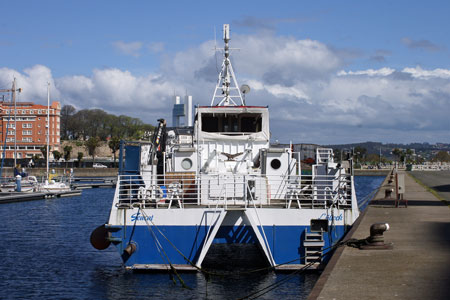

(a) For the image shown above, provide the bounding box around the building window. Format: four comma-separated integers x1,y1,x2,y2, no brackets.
21,110,25,114
6,138,15,142
38,110,42,114
22,137,32,142
7,130,15,135
22,130,32,135
30,110,34,114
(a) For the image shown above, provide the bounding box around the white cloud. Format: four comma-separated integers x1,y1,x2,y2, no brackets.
112,41,143,57
1,32,449,144
402,66,450,79
337,67,395,77
0,65,59,102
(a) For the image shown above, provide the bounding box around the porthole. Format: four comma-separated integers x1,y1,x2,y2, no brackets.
181,158,193,170
270,158,281,170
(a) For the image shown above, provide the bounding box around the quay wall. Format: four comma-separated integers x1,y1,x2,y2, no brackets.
309,170,450,300
354,169,390,176
1,167,118,178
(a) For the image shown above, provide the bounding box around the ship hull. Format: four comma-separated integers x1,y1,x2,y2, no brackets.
108,208,351,269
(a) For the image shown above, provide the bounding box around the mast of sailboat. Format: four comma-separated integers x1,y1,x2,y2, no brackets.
46,82,50,182
0,79,21,177
12,78,17,167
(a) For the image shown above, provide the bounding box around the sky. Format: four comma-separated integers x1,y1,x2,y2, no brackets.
0,0,449,145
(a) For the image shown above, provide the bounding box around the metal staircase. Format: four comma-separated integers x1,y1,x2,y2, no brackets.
303,231,325,264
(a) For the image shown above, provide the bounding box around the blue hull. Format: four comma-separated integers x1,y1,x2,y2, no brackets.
111,224,347,267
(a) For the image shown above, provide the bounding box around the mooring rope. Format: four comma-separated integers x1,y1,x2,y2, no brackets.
140,209,191,289
127,206,140,246
139,208,352,276
136,207,364,299
358,186,380,210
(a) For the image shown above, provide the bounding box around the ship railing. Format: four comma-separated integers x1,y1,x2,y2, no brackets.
113,173,352,209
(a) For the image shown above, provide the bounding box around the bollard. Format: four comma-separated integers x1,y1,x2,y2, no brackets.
15,175,22,192
384,188,393,199
360,223,393,250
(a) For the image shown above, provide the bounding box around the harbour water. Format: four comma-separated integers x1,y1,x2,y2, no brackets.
0,176,384,300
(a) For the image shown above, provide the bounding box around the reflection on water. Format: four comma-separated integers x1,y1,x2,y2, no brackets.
0,176,382,299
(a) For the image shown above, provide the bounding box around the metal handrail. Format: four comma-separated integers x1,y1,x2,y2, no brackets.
113,172,353,209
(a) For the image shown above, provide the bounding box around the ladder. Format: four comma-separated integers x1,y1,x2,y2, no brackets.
304,231,325,264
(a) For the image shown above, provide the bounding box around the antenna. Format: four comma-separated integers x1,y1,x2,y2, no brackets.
210,24,245,106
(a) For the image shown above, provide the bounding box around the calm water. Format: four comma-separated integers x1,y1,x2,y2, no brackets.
0,176,383,300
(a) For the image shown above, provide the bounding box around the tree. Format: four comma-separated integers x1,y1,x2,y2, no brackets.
60,108,155,142
433,151,450,162
333,148,341,162
392,148,402,162
52,150,62,161
77,152,84,168
63,145,72,161
85,136,100,163
353,146,367,167
60,104,76,139
40,146,48,162
109,137,120,167
365,153,380,165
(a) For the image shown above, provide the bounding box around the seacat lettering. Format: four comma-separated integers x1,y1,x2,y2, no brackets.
131,213,154,222
319,213,343,221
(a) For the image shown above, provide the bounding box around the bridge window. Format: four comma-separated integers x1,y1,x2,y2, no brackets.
201,113,262,134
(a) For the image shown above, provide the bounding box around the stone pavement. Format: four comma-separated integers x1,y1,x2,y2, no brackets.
309,171,450,300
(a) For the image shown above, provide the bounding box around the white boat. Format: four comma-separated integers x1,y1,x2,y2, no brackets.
0,175,39,193
38,83,71,194
38,174,72,193
91,24,360,271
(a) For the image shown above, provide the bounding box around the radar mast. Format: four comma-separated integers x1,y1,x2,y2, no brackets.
210,24,245,106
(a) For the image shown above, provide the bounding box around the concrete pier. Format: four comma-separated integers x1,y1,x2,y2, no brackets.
309,171,450,300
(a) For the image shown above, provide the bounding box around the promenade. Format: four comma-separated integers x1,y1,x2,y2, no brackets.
309,171,450,300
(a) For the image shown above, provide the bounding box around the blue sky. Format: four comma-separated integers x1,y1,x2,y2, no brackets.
1,0,449,144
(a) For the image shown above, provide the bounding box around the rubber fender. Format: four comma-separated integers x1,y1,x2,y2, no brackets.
90,224,111,250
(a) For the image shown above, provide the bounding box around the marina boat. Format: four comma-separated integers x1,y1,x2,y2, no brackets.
91,25,360,271
38,83,71,194
38,174,72,193
0,175,39,193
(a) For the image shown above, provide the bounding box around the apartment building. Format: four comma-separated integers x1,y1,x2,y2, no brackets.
0,101,61,159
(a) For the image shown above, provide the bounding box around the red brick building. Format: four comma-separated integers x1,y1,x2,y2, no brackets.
0,101,61,159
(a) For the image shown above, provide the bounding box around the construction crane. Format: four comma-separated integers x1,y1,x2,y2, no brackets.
0,78,23,167
0,78,22,96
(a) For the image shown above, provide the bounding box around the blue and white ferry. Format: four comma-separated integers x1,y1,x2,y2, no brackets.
91,24,359,271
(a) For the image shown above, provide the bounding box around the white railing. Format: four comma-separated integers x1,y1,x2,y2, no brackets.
114,172,352,210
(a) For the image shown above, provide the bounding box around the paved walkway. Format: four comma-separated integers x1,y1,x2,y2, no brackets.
409,170,450,203
309,171,450,300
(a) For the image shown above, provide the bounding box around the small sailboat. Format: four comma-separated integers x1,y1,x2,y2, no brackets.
38,83,71,193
